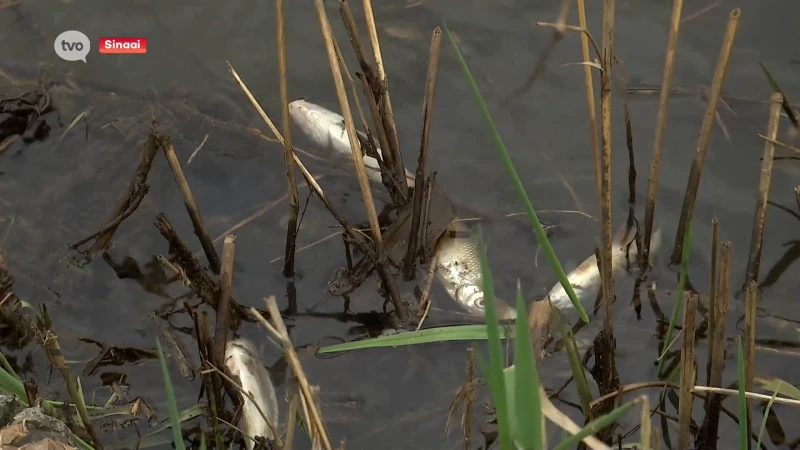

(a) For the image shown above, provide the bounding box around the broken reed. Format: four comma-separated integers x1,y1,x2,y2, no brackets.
744,91,782,288
403,27,442,280
671,9,740,264
641,0,684,267
276,0,301,279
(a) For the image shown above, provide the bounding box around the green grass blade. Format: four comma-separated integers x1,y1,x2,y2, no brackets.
317,325,513,353
156,337,186,450
657,219,693,377
443,23,589,324
550,301,592,416
0,365,26,403
0,350,20,382
475,228,513,450
513,281,543,448
754,376,800,400
756,379,781,450
737,337,747,450
553,396,642,450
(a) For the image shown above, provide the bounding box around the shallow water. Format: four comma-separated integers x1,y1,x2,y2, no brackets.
2,0,800,448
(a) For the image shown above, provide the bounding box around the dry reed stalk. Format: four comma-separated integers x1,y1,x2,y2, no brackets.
744,280,758,440
276,0,300,278
698,240,731,449
677,292,698,450
314,0,406,319
577,0,601,197
361,0,407,188
705,217,719,386
598,0,615,377
744,91,783,288
284,391,299,450
213,235,236,378
87,133,159,258
339,0,409,201
251,297,333,450
402,27,441,280
642,0,684,268
228,63,371,252
671,9,740,264
640,395,652,450
158,136,221,273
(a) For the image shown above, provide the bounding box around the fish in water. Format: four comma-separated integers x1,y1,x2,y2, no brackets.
546,223,663,311
436,219,518,320
289,99,516,320
224,338,279,449
288,99,415,185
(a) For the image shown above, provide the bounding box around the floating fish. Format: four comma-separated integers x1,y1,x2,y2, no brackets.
288,99,415,185
224,338,279,449
546,223,662,311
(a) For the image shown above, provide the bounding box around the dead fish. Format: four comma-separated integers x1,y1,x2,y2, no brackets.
288,99,415,185
224,338,279,449
289,99,515,320
436,219,518,320
546,224,662,311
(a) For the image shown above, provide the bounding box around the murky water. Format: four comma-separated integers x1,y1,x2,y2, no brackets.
2,0,800,448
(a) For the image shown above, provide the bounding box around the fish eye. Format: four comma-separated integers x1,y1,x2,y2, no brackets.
474,297,485,309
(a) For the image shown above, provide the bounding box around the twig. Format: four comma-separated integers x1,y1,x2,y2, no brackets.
705,217,718,387
671,9,740,264
186,134,209,165
69,184,150,249
277,0,301,278
415,247,440,331
502,0,572,105
744,92,782,288
757,134,800,156
86,133,159,258
403,27,441,280
157,135,221,274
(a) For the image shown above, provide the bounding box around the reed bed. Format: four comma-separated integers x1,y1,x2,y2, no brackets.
0,0,798,449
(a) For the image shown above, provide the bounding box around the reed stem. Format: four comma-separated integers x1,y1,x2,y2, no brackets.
744,91,782,288
678,292,698,450
642,0,684,268
277,0,300,278
361,0,408,194
576,0,601,198
671,9,740,264
403,27,441,280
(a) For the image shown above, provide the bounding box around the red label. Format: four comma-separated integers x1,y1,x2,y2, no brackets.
98,37,147,54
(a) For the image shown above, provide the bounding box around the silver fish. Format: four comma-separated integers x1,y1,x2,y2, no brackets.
288,99,415,185
289,99,516,320
224,338,279,449
546,224,662,311
436,220,518,320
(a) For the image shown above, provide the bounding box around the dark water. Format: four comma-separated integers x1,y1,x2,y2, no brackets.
2,0,800,448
